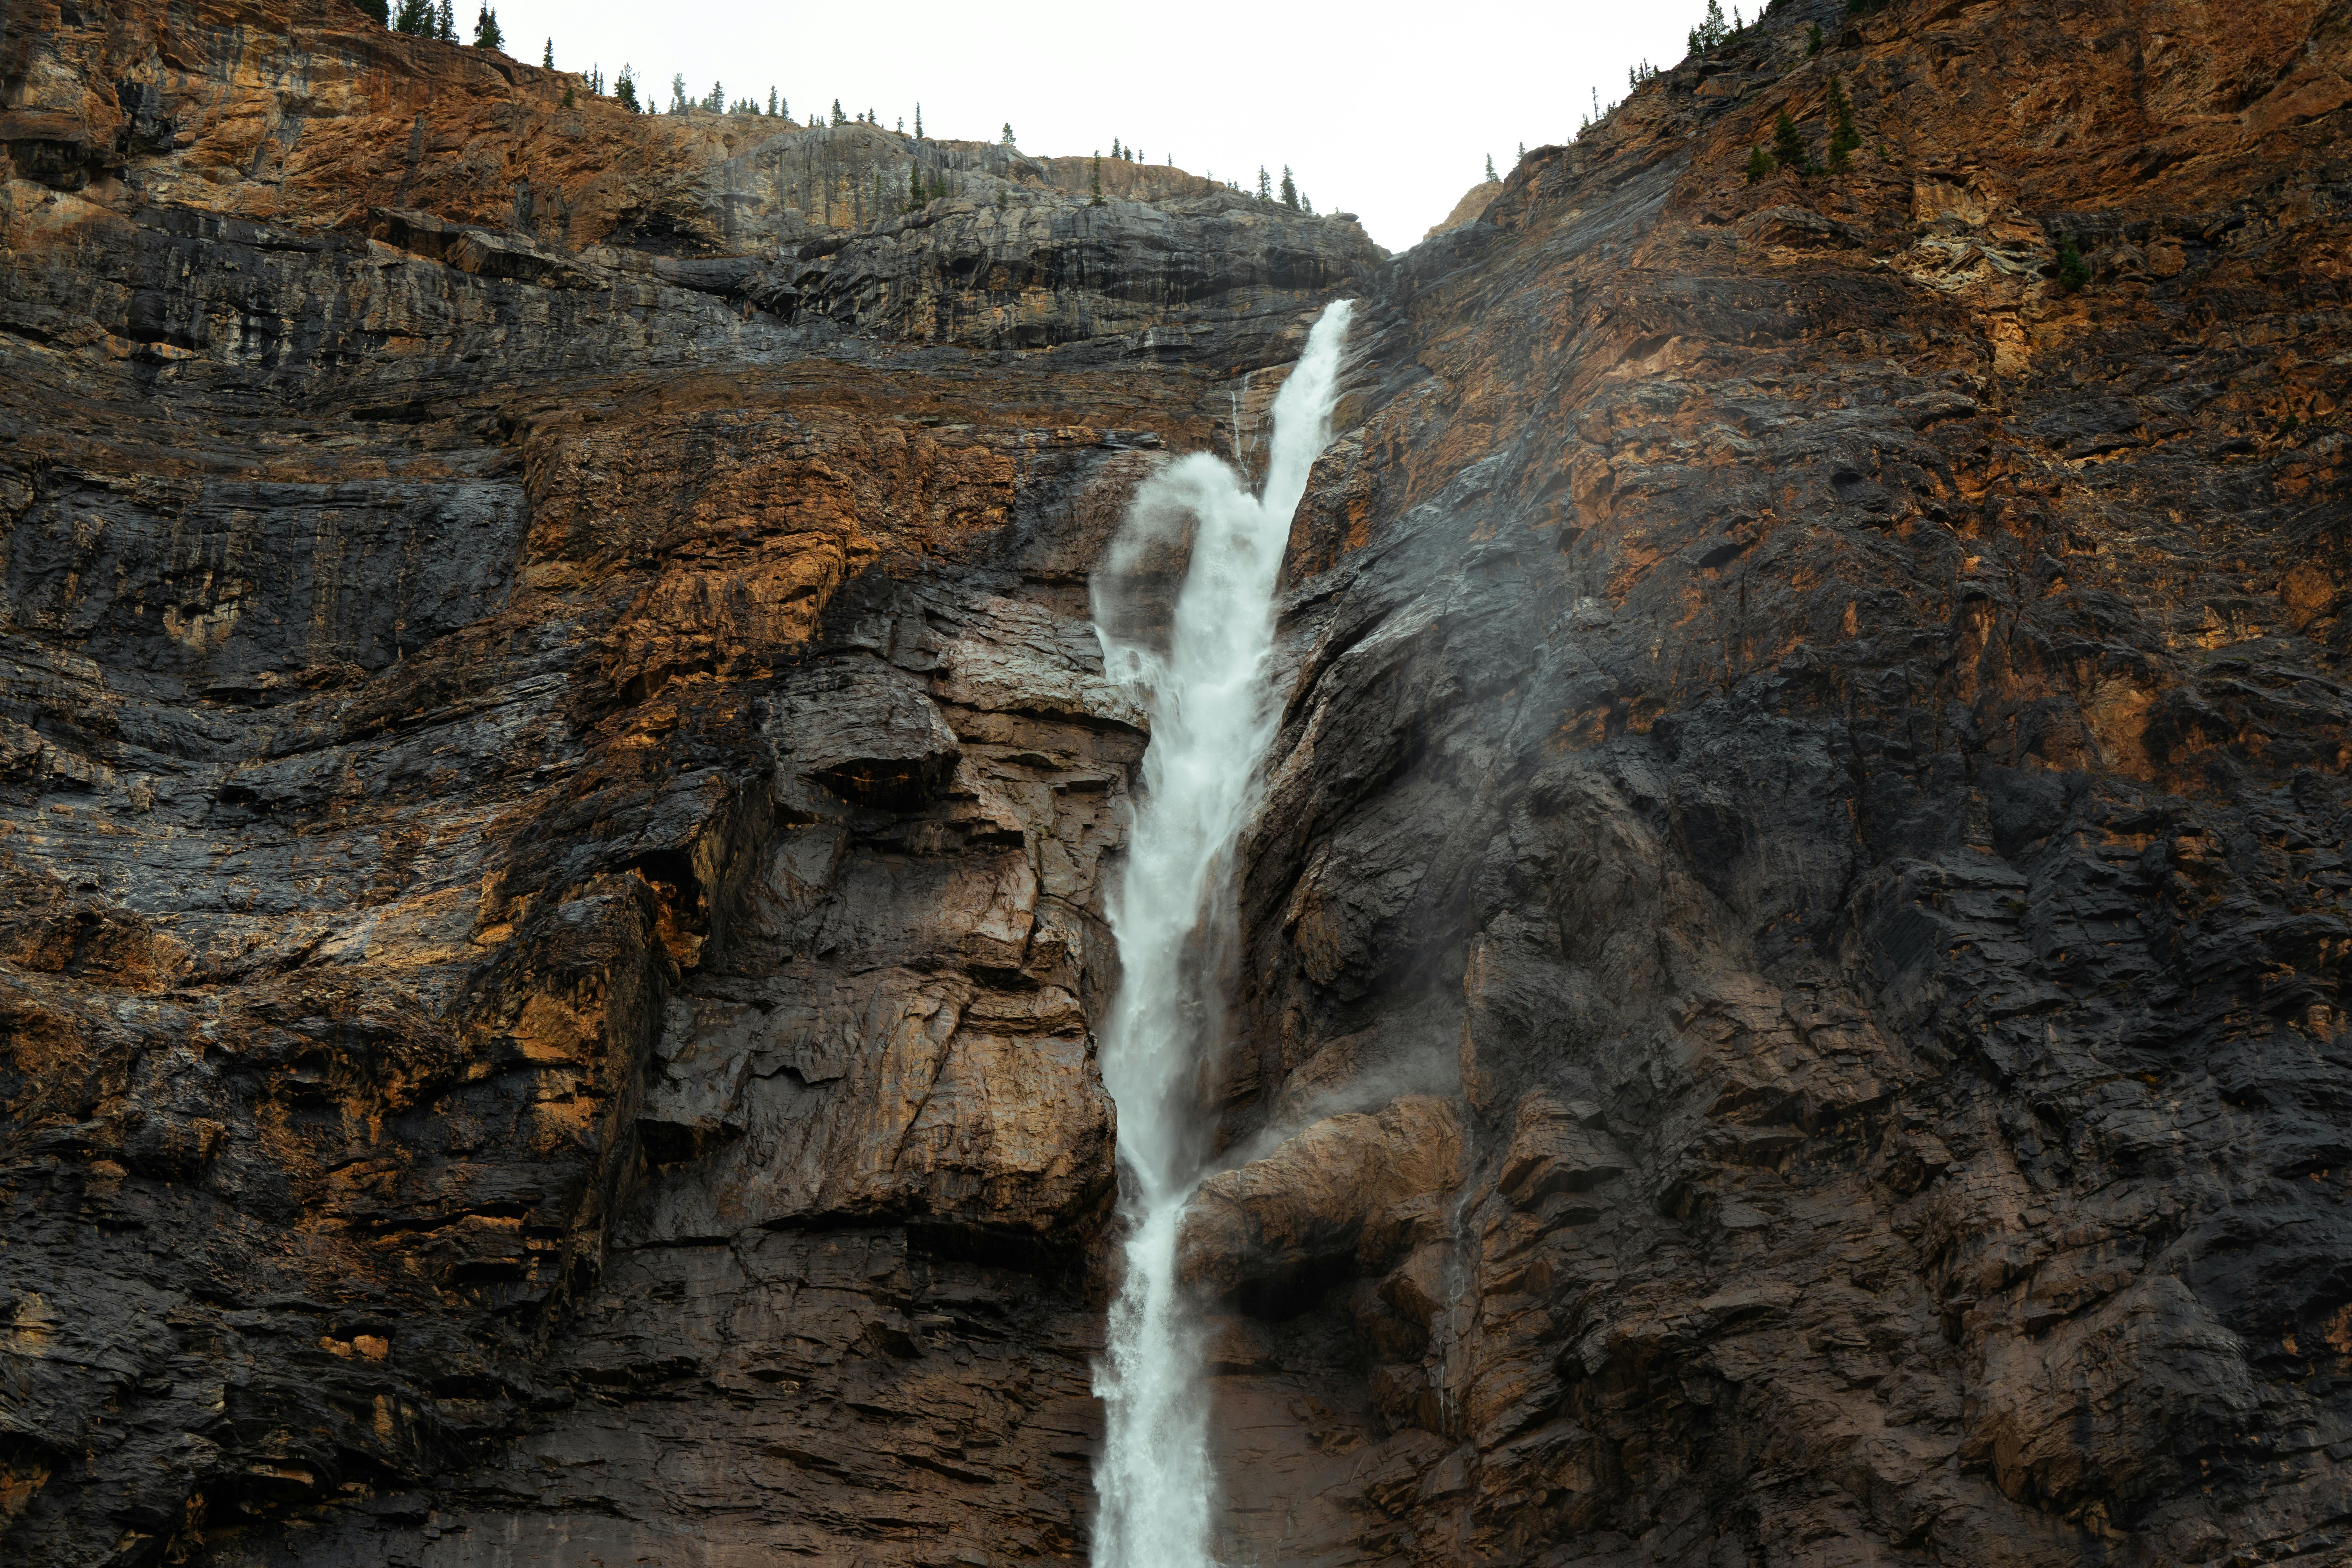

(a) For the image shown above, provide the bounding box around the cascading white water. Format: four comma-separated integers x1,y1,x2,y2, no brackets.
1088,299,1354,1568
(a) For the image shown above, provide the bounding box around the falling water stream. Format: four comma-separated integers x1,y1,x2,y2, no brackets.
1088,299,1355,1568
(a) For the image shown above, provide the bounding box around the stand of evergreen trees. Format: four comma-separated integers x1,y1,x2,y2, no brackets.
380,0,501,48
389,0,454,40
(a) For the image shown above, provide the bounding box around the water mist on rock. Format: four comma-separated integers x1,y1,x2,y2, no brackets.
1088,300,1354,1568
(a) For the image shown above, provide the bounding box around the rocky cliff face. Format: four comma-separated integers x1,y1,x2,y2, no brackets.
4,0,2350,1564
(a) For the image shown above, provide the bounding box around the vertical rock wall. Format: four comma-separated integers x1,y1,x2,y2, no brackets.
0,3,1378,1562
5,0,2352,1563
1177,0,2352,1563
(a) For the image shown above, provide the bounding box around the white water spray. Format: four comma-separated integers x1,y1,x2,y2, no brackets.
1089,299,1354,1568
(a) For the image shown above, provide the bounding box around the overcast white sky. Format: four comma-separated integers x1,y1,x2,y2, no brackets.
479,0,1709,253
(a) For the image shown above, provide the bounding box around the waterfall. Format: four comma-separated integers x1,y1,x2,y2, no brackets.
1088,298,1354,1568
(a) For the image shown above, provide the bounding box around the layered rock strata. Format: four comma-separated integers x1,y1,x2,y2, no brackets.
0,3,1374,1564
4,0,2351,1564
1184,0,2352,1562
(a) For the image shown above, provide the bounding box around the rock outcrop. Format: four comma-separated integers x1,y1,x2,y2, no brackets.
1425,178,1503,239
5,0,2351,1563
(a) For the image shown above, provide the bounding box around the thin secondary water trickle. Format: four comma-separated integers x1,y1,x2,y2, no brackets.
1226,368,1254,476
1087,299,1354,1568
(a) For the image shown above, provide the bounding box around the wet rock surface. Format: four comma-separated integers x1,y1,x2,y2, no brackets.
1209,0,2352,1561
4,0,2351,1564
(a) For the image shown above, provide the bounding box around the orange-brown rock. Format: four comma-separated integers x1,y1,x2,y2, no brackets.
1425,178,1503,239
1178,1095,1464,1303
1220,0,2352,1561
6,0,2352,1562
0,0,1372,1561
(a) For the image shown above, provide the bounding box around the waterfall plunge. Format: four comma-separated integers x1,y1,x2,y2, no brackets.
1089,299,1354,1568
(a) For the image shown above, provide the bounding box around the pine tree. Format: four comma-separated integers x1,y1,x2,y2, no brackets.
2055,237,2090,291
1256,165,1272,201
915,103,924,138
1090,153,1105,206
1280,165,1298,207
472,5,501,51
355,0,389,24
1825,76,1861,170
1806,21,1823,55
616,65,640,112
670,76,687,113
391,0,429,35
435,0,455,42
832,99,847,126
704,81,723,113
541,36,551,66
1002,122,1015,145
1485,153,1498,183
1771,108,1811,175
769,88,779,116
1702,0,1727,46
909,163,922,209
1746,144,1771,183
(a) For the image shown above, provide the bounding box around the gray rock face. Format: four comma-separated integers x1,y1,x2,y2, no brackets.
770,656,964,810
0,21,1239,1546
751,192,1382,353
7,0,2352,1564
1183,0,2352,1559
